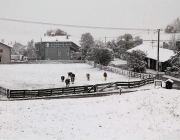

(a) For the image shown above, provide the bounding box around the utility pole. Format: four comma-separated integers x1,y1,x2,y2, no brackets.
157,29,161,79
105,37,106,47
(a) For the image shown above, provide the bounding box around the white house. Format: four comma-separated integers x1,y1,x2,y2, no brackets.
126,44,175,72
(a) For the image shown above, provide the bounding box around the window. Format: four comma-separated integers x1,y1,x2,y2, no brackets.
0,49,3,53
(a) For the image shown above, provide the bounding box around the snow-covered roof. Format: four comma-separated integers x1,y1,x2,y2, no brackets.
41,36,80,46
0,42,13,48
165,79,174,83
127,44,175,62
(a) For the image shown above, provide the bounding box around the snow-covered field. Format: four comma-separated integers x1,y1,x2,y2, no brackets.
0,63,139,90
0,88,179,140
0,63,180,140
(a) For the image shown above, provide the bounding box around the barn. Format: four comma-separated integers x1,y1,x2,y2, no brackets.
35,35,79,60
126,44,175,72
0,42,12,63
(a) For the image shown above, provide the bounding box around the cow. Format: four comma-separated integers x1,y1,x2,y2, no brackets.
61,76,65,82
71,73,75,84
68,72,73,78
65,79,70,87
86,73,90,81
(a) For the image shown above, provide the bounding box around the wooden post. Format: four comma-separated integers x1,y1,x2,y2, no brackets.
37,90,40,96
7,89,10,98
62,88,64,94
23,90,25,98
74,87,75,94
119,87,122,95
94,85,97,92
84,86,88,93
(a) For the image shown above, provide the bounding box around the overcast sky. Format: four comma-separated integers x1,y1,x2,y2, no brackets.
0,0,180,46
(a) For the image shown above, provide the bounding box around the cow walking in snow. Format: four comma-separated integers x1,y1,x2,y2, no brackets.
86,73,90,81
68,72,72,78
65,79,70,87
71,73,75,84
61,76,65,82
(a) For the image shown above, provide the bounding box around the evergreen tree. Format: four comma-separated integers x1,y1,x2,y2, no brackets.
127,50,147,72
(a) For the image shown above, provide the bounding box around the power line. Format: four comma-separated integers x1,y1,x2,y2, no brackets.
0,17,156,31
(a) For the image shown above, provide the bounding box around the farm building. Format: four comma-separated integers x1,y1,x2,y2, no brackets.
0,42,12,63
126,44,175,72
35,35,80,60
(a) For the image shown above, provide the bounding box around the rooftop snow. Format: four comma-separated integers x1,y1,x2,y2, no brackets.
41,36,80,46
0,42,13,48
127,44,175,62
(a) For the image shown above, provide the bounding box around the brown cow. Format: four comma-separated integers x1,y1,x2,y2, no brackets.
65,79,70,87
71,73,75,84
86,73,90,81
61,76,65,82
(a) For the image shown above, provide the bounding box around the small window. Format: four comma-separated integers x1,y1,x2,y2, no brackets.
58,57,61,60
0,49,3,53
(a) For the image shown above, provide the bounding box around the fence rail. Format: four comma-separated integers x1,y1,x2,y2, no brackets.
8,77,154,98
86,61,156,79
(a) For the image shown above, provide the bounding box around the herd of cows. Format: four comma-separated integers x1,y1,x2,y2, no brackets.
61,72,90,87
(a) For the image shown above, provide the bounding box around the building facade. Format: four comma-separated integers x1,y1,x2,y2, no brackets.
35,36,79,60
127,44,175,72
0,42,12,63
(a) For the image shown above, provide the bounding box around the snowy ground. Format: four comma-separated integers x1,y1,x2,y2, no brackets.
0,63,139,90
0,88,180,140
110,58,127,65
0,63,180,140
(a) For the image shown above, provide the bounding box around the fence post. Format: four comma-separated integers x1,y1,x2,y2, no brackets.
84,86,88,93
62,88,64,94
23,90,25,98
74,87,75,94
94,85,97,92
37,90,40,96
7,89,10,98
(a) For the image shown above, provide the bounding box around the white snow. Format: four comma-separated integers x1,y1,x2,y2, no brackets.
127,44,175,62
0,42,13,48
41,36,80,46
0,88,180,140
110,58,127,65
0,63,180,140
0,63,139,90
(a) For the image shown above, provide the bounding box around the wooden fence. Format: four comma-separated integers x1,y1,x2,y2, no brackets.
0,86,8,98
8,77,154,98
86,61,156,79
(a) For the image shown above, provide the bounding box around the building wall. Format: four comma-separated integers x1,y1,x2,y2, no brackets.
0,44,11,63
35,42,78,60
